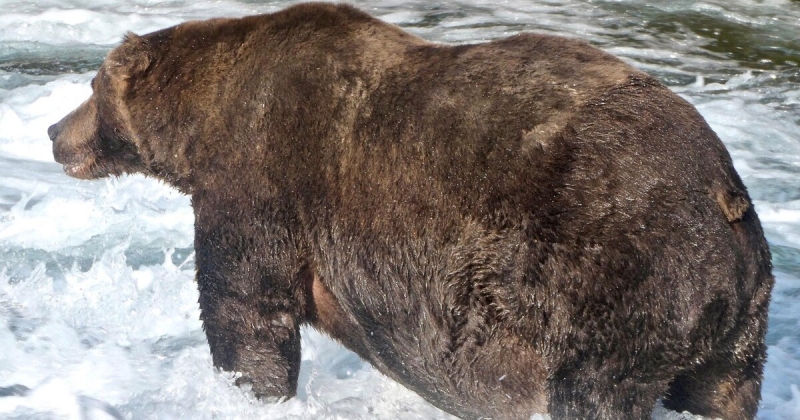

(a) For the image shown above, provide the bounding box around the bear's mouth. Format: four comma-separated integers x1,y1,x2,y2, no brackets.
62,156,96,179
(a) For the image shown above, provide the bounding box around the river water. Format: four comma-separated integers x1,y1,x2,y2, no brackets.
1,1,798,419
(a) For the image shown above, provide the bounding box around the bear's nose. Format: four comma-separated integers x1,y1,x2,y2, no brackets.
47,123,60,141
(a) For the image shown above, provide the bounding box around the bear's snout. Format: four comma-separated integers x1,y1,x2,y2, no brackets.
49,117,71,165
48,97,103,178
48,97,98,164
47,122,61,142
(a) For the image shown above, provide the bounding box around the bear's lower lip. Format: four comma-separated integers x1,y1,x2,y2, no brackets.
63,157,95,178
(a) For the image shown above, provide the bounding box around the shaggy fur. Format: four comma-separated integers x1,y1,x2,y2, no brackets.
48,3,773,419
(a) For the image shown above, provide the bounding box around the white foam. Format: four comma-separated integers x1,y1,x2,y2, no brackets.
0,1,288,46
0,176,192,252
0,73,93,161
0,10,177,46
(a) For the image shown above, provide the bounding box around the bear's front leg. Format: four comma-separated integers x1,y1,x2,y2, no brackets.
193,194,306,400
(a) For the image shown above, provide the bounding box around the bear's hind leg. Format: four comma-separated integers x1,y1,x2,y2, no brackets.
662,351,765,420
547,372,665,420
663,254,770,420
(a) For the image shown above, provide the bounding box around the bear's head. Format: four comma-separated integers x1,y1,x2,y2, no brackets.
48,34,154,181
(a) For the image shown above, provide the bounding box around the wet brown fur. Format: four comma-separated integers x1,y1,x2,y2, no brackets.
48,3,773,419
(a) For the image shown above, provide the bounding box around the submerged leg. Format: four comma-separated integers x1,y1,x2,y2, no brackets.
193,193,307,399
663,212,772,420
548,370,666,420
662,345,766,420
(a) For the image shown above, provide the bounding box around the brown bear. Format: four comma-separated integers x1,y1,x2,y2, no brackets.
48,3,773,419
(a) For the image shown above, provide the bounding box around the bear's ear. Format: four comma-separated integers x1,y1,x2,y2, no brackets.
106,32,153,80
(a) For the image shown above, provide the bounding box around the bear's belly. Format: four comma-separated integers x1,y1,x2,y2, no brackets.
308,273,378,362
308,272,549,419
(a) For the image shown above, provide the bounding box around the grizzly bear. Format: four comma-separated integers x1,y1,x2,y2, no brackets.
48,3,773,419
